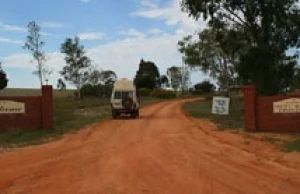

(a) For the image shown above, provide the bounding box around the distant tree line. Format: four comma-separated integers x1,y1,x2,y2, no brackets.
0,62,8,90
134,59,195,96
2,20,225,98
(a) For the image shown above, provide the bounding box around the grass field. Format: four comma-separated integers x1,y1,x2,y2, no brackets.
0,90,160,147
0,88,75,98
184,96,244,130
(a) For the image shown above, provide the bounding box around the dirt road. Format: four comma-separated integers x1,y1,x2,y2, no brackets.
1,100,300,194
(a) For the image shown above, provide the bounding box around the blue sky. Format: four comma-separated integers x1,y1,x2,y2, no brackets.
1,0,299,89
0,0,208,88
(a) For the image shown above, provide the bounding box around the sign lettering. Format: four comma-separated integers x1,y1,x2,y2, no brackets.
273,98,300,113
212,97,230,115
0,101,25,114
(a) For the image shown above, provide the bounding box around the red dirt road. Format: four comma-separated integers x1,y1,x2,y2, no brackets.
1,100,300,194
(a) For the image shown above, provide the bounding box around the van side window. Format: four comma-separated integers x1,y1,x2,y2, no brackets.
114,92,122,99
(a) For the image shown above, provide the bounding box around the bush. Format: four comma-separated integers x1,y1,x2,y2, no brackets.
151,89,176,99
81,84,95,97
194,81,216,94
80,84,112,98
138,88,152,97
0,69,8,90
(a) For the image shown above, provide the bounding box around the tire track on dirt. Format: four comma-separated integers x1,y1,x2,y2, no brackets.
0,100,300,194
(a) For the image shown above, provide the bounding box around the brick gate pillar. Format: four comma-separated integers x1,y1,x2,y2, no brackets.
41,85,53,129
243,85,257,131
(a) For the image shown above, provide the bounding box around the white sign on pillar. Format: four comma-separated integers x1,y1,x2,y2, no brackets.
212,97,230,115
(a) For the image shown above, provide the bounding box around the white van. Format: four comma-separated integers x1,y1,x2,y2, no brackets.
111,79,140,118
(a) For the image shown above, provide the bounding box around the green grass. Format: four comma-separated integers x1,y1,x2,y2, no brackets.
184,96,244,129
283,138,300,152
0,96,160,147
264,136,281,144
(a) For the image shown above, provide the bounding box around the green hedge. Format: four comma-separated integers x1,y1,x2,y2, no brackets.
80,84,112,98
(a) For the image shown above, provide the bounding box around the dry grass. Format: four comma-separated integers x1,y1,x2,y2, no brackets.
0,94,160,147
0,88,75,98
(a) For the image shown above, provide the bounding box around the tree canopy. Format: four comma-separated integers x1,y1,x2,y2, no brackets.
88,69,102,86
134,59,160,90
167,66,182,91
23,21,52,87
57,78,66,90
181,0,300,95
166,66,191,93
160,75,170,88
0,63,8,90
60,36,91,99
194,80,216,94
88,69,117,86
178,28,243,90
292,67,300,90
99,70,117,86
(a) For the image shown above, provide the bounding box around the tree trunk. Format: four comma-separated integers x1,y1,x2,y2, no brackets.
78,74,82,100
39,78,43,88
78,88,81,100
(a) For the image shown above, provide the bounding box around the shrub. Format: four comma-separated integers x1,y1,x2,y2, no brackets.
80,84,112,98
81,84,96,97
151,89,176,99
0,69,8,90
194,81,216,94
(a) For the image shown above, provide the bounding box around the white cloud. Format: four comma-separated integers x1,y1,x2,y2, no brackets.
120,28,145,39
79,0,91,3
0,37,22,44
1,0,209,88
2,53,65,88
78,32,105,40
0,22,58,37
132,0,206,34
148,28,163,35
40,22,64,28
2,54,34,68
120,28,166,39
2,34,182,85
87,34,181,77
140,0,158,9
0,23,26,33
2,32,209,88
2,53,64,69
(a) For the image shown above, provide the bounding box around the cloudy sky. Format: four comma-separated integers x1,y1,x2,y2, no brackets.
0,0,209,88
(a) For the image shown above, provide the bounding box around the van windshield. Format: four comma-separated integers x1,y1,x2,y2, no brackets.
114,91,133,99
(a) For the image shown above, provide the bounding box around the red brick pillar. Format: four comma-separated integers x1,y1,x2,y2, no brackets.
243,85,257,131
42,85,53,129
